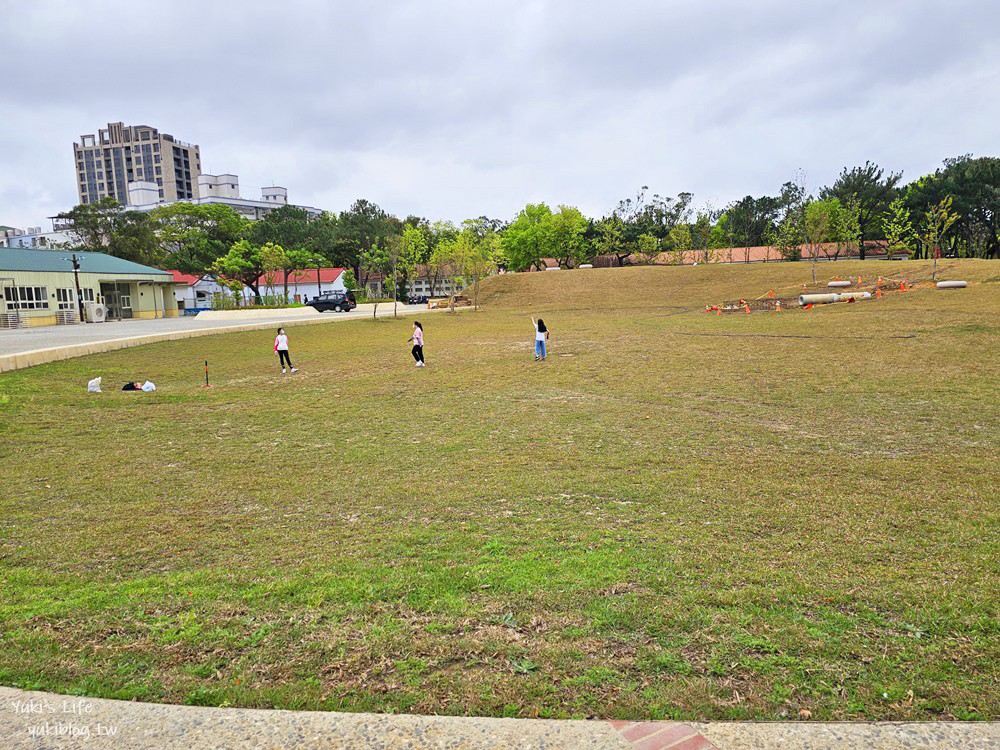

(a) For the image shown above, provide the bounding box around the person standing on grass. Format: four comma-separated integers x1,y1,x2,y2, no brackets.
408,321,425,367
531,317,549,360
274,327,298,374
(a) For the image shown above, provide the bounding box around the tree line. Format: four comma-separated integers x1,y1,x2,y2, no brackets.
52,154,999,300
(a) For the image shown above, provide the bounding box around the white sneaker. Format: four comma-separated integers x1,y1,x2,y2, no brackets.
282,368,286,374
291,368,298,373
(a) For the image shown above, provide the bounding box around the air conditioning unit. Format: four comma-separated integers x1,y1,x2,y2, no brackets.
85,302,107,323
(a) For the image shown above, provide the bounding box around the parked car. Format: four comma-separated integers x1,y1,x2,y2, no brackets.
308,290,357,313
407,294,430,305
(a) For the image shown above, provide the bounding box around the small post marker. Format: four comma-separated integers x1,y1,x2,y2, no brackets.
202,360,213,388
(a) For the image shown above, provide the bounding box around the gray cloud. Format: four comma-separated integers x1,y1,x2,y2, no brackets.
1,0,997,228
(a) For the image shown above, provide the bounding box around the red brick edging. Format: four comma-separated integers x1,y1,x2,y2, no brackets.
609,720,718,750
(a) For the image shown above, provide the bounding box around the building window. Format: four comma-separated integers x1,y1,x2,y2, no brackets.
56,288,77,310
4,286,49,310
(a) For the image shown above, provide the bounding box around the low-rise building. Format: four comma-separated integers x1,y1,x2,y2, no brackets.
124,173,322,220
256,268,346,303
1,226,74,249
0,248,176,328
169,271,227,312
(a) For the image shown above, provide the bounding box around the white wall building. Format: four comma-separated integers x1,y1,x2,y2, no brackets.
169,271,228,311
256,268,346,303
1,226,75,249
126,173,321,220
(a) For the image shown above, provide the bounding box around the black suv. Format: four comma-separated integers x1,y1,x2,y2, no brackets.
308,290,357,313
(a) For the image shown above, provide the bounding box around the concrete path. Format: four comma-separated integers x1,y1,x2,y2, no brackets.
2,688,995,749
0,303,432,372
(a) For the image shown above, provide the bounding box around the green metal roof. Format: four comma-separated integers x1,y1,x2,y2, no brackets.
0,248,171,278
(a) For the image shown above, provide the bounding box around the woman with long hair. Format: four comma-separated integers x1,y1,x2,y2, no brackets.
531,317,549,361
408,321,425,367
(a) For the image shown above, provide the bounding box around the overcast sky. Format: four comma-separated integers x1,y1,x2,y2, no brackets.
1,0,996,229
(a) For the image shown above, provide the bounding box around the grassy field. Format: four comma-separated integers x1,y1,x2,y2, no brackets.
0,259,997,721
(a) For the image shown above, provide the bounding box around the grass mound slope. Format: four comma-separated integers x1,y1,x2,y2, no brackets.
0,259,997,721
476,258,999,310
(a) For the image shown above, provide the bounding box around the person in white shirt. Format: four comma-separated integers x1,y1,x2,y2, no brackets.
273,328,298,373
531,317,549,361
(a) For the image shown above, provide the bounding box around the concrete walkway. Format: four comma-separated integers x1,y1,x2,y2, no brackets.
0,303,432,372
1,688,995,749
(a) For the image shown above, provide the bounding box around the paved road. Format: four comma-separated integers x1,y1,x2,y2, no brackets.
0,303,425,358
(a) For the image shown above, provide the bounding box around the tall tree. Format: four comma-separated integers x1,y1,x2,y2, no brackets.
211,239,266,303
334,199,396,283
724,195,780,262
55,198,160,266
882,196,916,258
820,161,902,259
904,156,999,259
593,216,628,266
545,205,589,268
501,203,552,271
150,202,248,275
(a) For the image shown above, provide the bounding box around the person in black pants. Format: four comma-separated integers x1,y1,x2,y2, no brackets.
274,327,298,373
407,321,425,367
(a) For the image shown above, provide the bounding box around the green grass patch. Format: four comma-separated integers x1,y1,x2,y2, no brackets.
0,259,997,720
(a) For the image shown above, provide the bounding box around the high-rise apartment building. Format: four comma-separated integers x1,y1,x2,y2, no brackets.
73,122,201,206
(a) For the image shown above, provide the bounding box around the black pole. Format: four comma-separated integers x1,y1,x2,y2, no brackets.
204,360,209,387
71,254,85,323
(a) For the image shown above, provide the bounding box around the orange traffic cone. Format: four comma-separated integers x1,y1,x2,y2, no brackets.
804,303,813,309
775,299,782,312
744,304,751,315
899,280,907,292
857,275,862,284
716,306,721,316
768,289,775,299
876,288,883,299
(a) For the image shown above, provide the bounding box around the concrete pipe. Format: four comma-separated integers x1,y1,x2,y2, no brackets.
828,280,852,288
836,291,872,301
936,280,967,289
799,293,840,306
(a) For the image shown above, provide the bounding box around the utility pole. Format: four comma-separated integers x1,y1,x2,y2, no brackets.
63,254,85,322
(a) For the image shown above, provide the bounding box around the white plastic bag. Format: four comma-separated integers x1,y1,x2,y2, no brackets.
87,377,102,393
141,381,156,392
